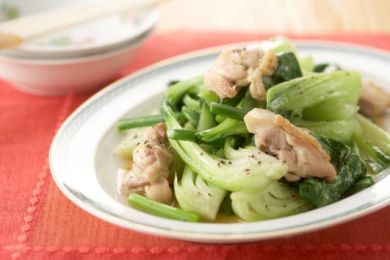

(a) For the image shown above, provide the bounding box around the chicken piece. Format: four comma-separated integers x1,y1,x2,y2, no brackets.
249,50,278,100
204,44,277,101
358,81,390,116
120,122,174,204
244,108,336,182
145,178,172,204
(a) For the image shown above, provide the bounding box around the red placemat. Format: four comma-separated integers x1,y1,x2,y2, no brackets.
1,32,390,260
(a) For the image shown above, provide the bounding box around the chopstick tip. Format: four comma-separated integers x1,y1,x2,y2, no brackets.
0,32,22,50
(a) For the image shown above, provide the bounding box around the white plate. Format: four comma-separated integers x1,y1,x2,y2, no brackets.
0,1,159,58
50,41,390,243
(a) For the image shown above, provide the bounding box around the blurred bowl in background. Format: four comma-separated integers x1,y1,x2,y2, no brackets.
0,0,159,95
0,0,159,58
0,29,153,96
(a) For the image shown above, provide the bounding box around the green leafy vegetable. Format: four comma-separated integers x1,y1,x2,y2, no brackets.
196,118,248,142
164,103,288,192
166,76,204,106
117,114,166,131
263,52,303,90
267,71,362,116
354,135,390,174
231,180,314,221
183,94,201,112
209,102,249,121
128,193,201,222
294,136,369,207
181,106,200,126
196,89,257,142
314,63,342,73
174,166,227,221
342,174,375,198
302,100,359,121
291,118,355,144
114,128,145,159
298,55,315,73
117,36,383,223
354,113,390,154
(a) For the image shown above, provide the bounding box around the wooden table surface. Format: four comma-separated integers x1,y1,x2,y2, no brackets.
155,0,390,34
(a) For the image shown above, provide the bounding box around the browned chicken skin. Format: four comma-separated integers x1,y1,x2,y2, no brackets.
244,108,337,182
204,44,277,101
120,122,174,204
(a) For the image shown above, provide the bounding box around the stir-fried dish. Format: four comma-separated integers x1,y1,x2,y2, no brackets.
114,36,390,223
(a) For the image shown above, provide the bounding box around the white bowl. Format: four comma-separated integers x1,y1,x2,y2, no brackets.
0,29,153,96
0,1,159,58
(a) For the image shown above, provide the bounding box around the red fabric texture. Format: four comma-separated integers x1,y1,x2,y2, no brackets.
1,32,390,260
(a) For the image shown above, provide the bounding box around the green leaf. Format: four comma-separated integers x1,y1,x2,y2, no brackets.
295,136,368,207
267,71,363,115
128,193,201,222
174,167,227,221
263,52,303,90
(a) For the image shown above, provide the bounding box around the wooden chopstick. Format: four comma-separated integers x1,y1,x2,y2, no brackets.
0,0,164,50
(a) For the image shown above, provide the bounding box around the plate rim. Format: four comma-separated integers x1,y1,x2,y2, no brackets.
49,39,390,243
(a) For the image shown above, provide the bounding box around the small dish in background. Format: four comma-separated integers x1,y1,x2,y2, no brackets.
0,0,159,95
0,0,159,59
0,30,153,96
